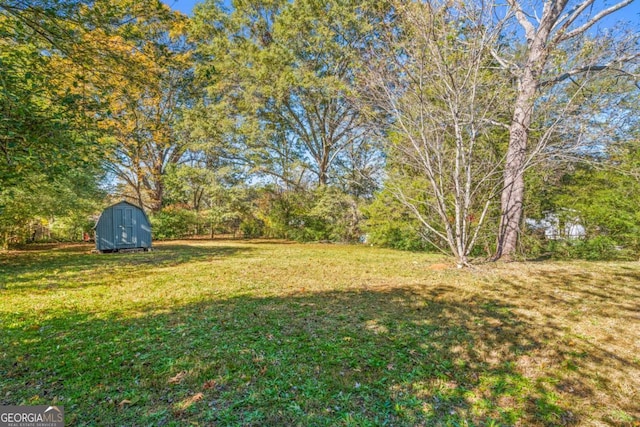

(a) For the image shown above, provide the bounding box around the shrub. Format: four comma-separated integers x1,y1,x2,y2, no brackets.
362,189,432,251
150,206,198,239
546,236,635,261
240,217,265,238
254,186,363,243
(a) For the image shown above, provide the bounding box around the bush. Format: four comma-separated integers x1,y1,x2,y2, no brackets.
239,217,265,238
150,206,198,239
256,187,363,243
546,236,635,261
303,187,362,242
362,189,433,251
574,236,618,260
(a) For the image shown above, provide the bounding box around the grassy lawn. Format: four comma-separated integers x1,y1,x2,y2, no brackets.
1,240,639,426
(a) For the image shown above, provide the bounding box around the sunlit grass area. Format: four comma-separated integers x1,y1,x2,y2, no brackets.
1,240,639,426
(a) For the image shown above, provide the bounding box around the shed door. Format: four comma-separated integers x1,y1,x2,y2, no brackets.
114,207,136,247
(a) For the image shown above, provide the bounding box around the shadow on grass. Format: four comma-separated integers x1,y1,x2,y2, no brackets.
486,269,640,426
0,286,592,426
0,244,253,291
499,268,640,318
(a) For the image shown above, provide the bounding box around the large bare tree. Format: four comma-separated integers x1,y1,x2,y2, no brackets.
494,0,639,259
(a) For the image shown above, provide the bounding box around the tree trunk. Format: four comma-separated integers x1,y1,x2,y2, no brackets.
150,165,164,213
496,89,533,259
495,17,552,260
1,232,8,251
135,167,145,210
136,187,144,211
318,143,330,186
151,182,163,213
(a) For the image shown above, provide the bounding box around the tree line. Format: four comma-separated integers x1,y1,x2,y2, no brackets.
1,0,638,264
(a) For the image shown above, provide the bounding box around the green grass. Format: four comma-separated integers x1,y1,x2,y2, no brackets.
1,240,639,426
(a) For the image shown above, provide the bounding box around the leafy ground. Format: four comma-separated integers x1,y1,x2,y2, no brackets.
0,240,639,426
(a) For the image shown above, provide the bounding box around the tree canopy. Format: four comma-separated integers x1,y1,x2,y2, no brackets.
1,0,638,261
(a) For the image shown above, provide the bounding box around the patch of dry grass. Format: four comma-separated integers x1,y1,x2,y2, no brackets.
1,240,638,426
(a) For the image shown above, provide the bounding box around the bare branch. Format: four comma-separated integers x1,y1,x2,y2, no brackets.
540,53,640,86
490,48,518,73
555,0,634,43
506,0,536,41
551,0,595,36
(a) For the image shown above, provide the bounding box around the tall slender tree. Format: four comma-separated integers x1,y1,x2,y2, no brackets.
494,0,638,259
361,0,510,266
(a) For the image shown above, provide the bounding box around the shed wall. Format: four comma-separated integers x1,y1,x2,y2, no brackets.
96,208,115,251
95,202,152,251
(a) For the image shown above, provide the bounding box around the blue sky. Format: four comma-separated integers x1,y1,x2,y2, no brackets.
162,0,639,27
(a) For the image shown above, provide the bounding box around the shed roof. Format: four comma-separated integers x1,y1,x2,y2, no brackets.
94,200,150,228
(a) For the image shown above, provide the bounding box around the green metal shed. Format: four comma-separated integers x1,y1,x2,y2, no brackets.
95,201,152,252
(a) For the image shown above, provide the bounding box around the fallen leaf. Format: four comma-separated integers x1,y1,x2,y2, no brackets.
176,392,204,411
118,396,139,407
168,371,187,384
203,380,216,390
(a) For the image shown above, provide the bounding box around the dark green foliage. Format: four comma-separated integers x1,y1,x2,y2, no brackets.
557,170,638,243
256,186,363,243
189,0,382,191
301,187,362,243
545,236,632,261
0,1,134,248
51,214,98,242
0,15,101,185
239,217,265,238
0,168,104,248
150,206,198,239
362,188,433,251
2,0,638,263
522,143,640,260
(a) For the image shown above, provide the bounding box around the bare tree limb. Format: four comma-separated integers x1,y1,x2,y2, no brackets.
540,53,640,86
506,0,536,41
555,0,634,43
